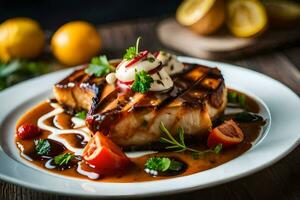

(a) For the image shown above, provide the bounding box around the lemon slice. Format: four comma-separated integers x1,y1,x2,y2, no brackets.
176,0,225,35
263,0,300,28
226,0,268,37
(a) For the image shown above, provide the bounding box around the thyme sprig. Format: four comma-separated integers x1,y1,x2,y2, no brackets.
159,122,222,158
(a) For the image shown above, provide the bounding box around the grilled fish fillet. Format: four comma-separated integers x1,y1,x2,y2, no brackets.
53,63,227,147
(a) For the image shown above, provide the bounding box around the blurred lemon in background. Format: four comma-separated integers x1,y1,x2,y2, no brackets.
226,0,268,37
51,21,101,66
176,0,225,35
263,0,300,28
0,17,45,62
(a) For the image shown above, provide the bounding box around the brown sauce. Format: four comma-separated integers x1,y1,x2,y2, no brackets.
15,90,266,182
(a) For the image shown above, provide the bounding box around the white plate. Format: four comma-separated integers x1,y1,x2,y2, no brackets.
0,57,299,198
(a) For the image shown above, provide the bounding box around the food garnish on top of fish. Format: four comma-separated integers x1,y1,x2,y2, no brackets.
53,38,227,147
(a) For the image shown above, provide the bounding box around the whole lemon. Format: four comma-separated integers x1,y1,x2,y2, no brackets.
0,17,45,62
51,21,101,66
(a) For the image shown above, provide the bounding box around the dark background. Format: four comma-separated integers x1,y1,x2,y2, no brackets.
0,0,181,29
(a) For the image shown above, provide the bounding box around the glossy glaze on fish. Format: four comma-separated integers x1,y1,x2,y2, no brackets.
53,63,227,147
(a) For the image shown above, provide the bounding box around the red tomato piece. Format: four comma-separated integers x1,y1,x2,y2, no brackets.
16,124,41,140
82,132,131,175
207,120,244,148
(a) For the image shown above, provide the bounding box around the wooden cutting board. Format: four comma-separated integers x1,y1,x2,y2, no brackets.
157,18,300,59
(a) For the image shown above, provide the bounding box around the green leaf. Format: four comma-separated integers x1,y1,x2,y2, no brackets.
178,128,185,146
131,70,154,93
145,157,170,172
54,153,74,166
123,47,137,60
123,37,141,60
145,157,184,172
214,144,223,154
75,111,87,119
35,139,51,156
84,55,114,77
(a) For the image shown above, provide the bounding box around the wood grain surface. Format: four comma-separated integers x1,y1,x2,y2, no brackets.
1,19,299,200
157,18,300,59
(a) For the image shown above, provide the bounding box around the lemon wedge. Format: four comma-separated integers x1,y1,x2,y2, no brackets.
176,0,225,35
226,0,268,38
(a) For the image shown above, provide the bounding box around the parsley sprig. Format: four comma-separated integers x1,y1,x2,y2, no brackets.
159,122,222,158
123,37,141,60
145,157,183,172
84,55,114,77
35,139,51,156
75,110,87,119
131,70,154,93
54,153,75,166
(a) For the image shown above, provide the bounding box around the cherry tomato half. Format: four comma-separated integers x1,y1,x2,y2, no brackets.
16,124,41,140
207,120,244,148
82,132,131,175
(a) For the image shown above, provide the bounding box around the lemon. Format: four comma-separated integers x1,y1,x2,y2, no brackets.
176,0,225,35
51,21,101,66
263,0,300,28
0,17,45,62
226,0,268,38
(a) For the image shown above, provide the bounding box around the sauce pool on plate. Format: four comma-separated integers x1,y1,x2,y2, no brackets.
15,90,266,182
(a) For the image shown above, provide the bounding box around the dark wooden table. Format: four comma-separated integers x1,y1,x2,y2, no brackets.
1,19,300,200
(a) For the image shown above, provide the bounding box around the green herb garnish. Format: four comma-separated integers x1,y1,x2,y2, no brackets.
160,122,222,159
145,157,183,172
35,139,51,156
0,59,51,91
123,37,141,60
84,55,114,77
54,153,75,166
75,111,87,119
131,70,154,93
227,91,246,108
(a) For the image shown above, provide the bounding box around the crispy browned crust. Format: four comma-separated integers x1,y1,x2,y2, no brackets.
85,64,225,133
53,63,226,138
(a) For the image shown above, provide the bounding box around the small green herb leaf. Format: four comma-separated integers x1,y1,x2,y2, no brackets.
145,157,183,172
131,70,154,93
123,37,141,60
35,139,51,156
213,144,223,154
84,55,114,77
75,111,87,119
54,153,74,166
